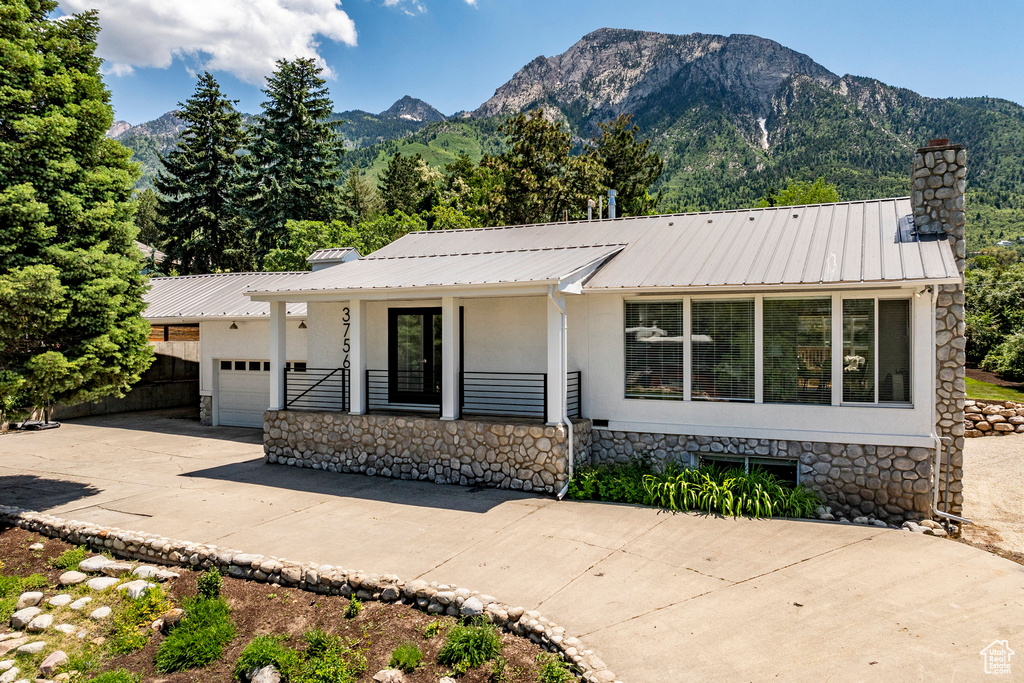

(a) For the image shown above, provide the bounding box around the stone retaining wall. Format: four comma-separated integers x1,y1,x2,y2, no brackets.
964,399,1024,437
0,505,618,683
590,430,939,523
199,395,212,426
263,410,592,495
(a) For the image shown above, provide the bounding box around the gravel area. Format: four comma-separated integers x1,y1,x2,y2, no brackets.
961,432,1024,560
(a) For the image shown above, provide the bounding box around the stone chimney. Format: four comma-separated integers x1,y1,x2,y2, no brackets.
911,139,966,274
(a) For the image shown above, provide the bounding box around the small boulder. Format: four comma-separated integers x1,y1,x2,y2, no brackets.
16,640,44,654
9,608,41,631
440,678,457,683
0,639,27,657
819,513,835,521
89,607,111,621
85,577,119,592
0,666,18,683
67,597,92,611
249,665,281,683
77,556,114,573
0,661,12,671
27,543,44,551
53,625,76,635
851,516,870,525
371,670,406,683
100,562,134,578
154,570,180,582
25,614,53,632
58,571,87,586
460,597,484,617
131,566,159,579
14,593,42,611
47,595,72,608
39,651,68,676
925,527,949,538
919,519,942,530
116,580,155,600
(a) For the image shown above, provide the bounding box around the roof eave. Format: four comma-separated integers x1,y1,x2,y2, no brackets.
582,277,962,295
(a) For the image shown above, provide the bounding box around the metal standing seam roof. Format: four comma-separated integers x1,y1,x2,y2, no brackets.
246,198,958,299
306,247,360,263
144,272,309,321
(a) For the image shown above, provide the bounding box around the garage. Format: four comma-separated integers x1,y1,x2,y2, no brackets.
216,359,271,428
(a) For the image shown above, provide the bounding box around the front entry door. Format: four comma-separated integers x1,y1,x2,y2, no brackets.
389,308,442,405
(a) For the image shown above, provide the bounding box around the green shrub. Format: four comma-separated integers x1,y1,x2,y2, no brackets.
536,653,574,683
982,330,1024,380
423,618,447,639
293,629,366,683
569,461,821,518
234,634,300,681
108,584,172,654
85,670,141,683
389,642,423,672
344,596,361,619
49,546,88,570
197,567,223,599
438,617,503,676
155,597,235,672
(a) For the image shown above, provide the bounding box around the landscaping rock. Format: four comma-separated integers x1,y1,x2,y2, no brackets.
53,625,76,635
0,639,27,657
159,608,184,632
67,597,92,611
371,670,406,683
0,662,12,671
0,634,19,643
154,569,180,582
852,516,869,525
47,595,72,608
460,597,484,617
101,562,134,578
27,544,43,551
78,556,113,573
116,580,154,599
249,666,281,683
9,608,41,631
85,577,119,592
88,607,111,621
919,519,942,530
25,614,52,632
0,667,18,683
131,566,160,579
925,527,949,538
39,651,68,676
16,641,44,655
58,571,87,586
14,593,42,610
818,513,835,521
439,678,457,683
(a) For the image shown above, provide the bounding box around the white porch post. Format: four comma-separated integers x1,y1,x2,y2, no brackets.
269,300,287,410
441,296,461,420
546,291,566,425
348,299,367,415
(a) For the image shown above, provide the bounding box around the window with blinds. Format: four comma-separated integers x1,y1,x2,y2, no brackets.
691,299,754,401
624,301,685,400
878,299,911,403
763,298,832,405
843,299,875,402
843,298,912,403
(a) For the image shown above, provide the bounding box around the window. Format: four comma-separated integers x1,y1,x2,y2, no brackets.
233,361,246,371
220,360,232,371
624,301,685,399
843,298,911,403
248,361,261,371
263,362,271,371
763,298,831,405
691,300,754,402
293,362,307,373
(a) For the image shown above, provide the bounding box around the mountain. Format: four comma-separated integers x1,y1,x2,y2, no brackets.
383,95,446,122
346,28,1024,250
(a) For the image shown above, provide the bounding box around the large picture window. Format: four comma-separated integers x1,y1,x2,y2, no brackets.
843,298,912,404
763,298,832,405
624,301,685,399
691,299,754,402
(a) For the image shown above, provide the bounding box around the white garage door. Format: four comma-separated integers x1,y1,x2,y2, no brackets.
217,360,270,428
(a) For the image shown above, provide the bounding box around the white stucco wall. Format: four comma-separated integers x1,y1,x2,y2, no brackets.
307,302,350,369
199,319,307,396
573,289,936,447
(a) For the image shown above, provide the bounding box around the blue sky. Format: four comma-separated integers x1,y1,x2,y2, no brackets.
67,0,1024,124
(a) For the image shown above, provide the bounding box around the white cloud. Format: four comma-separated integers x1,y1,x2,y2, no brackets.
59,0,358,84
382,0,425,16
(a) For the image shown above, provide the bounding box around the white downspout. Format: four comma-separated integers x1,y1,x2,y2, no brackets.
548,285,574,499
929,285,972,526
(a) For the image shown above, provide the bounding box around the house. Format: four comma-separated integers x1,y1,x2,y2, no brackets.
145,142,966,524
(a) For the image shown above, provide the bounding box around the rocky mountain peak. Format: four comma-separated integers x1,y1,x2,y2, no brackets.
381,96,445,123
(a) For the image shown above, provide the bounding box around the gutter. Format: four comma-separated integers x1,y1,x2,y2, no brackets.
928,285,972,527
548,285,574,500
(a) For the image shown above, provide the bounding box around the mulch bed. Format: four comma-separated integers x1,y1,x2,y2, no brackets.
0,526,560,682
966,366,1024,390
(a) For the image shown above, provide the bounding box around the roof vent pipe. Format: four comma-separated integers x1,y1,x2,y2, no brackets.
608,189,617,219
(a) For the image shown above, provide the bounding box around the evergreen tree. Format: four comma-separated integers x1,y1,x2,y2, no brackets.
154,72,251,273
594,114,664,217
0,0,152,420
379,152,427,216
133,188,165,247
246,58,344,262
338,167,383,227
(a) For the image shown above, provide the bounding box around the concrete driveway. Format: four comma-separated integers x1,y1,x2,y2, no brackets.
1,411,1022,681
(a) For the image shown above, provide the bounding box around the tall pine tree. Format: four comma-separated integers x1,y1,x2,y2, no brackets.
246,58,344,262
0,0,152,421
593,114,664,217
155,72,251,273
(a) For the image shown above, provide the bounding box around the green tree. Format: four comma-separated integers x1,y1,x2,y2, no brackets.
338,167,382,227
133,188,164,246
263,220,360,272
155,72,251,273
594,114,664,216
379,152,429,216
246,58,344,262
483,110,605,225
757,178,840,207
357,212,428,254
0,0,152,419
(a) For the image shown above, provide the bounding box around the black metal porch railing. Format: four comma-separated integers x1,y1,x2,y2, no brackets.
366,369,443,414
284,367,349,412
460,371,548,419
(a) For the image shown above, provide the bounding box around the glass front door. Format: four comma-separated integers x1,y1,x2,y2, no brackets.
389,308,442,404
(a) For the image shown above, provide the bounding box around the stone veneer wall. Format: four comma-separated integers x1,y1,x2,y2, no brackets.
199,395,212,426
589,430,934,523
263,410,592,495
913,142,967,517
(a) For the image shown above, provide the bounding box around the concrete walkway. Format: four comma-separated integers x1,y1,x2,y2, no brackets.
1,412,1022,681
